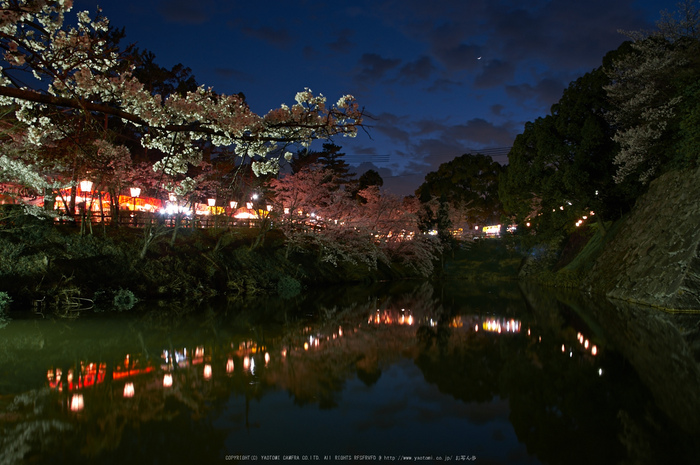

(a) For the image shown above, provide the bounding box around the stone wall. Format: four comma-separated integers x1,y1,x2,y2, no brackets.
583,166,700,311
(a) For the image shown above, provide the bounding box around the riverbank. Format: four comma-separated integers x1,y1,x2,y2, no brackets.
518,166,700,313
0,215,435,314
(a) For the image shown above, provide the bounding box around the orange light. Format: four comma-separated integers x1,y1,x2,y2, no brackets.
204,364,212,379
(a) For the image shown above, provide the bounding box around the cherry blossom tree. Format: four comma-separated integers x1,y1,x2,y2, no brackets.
0,0,363,202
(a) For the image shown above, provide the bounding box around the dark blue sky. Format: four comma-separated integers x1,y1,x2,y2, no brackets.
74,0,676,195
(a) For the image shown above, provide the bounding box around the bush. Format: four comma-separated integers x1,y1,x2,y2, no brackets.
113,288,138,311
277,275,301,299
0,291,12,329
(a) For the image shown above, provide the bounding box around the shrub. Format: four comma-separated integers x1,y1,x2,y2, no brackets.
277,275,301,299
113,288,138,311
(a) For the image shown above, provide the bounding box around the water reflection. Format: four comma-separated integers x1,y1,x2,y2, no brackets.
0,281,698,464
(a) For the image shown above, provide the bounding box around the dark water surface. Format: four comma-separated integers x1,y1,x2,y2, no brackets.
1,281,699,464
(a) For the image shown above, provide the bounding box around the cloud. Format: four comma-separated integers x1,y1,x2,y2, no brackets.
156,0,214,24
506,77,567,108
442,118,517,147
355,53,402,83
474,59,516,88
491,104,506,116
433,42,482,72
373,112,412,145
239,25,295,49
397,56,436,84
214,68,256,84
328,29,356,54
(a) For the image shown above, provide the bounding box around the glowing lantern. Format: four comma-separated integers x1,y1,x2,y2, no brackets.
264,353,270,365
163,373,173,388
70,394,84,412
226,358,234,374
230,200,238,209
204,364,212,379
123,382,135,398
80,180,93,192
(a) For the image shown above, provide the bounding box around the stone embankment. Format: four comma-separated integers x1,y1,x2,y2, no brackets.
583,165,700,311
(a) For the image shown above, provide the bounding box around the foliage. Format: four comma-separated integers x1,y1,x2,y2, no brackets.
271,167,441,277
499,61,639,238
112,288,137,311
0,0,363,209
0,290,11,328
417,152,504,228
605,0,700,183
276,275,301,299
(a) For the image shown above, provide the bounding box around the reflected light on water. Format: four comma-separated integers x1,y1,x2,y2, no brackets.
123,382,135,398
226,358,234,374
264,353,270,365
70,394,84,412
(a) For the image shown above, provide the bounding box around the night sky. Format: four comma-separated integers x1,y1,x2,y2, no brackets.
73,0,676,196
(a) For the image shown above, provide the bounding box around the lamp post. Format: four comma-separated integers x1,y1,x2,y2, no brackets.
130,187,141,226
78,180,93,233
130,187,141,211
207,198,216,228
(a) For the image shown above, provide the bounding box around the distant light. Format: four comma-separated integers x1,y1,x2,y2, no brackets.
598,368,603,376
591,345,598,356
79,180,93,192
70,394,84,412
226,359,234,373
130,187,141,198
230,200,238,209
163,373,173,387
123,382,135,398
207,198,216,207
204,364,212,379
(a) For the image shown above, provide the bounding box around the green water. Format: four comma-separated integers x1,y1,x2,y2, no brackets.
0,281,698,464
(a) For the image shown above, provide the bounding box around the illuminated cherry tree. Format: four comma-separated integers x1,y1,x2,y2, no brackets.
0,0,363,199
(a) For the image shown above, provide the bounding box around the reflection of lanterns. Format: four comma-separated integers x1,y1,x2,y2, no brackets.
163,373,173,388
226,358,234,374
70,394,84,412
204,364,212,379
123,382,135,398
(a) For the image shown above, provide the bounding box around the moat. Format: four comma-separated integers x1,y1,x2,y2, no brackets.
1,280,698,464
